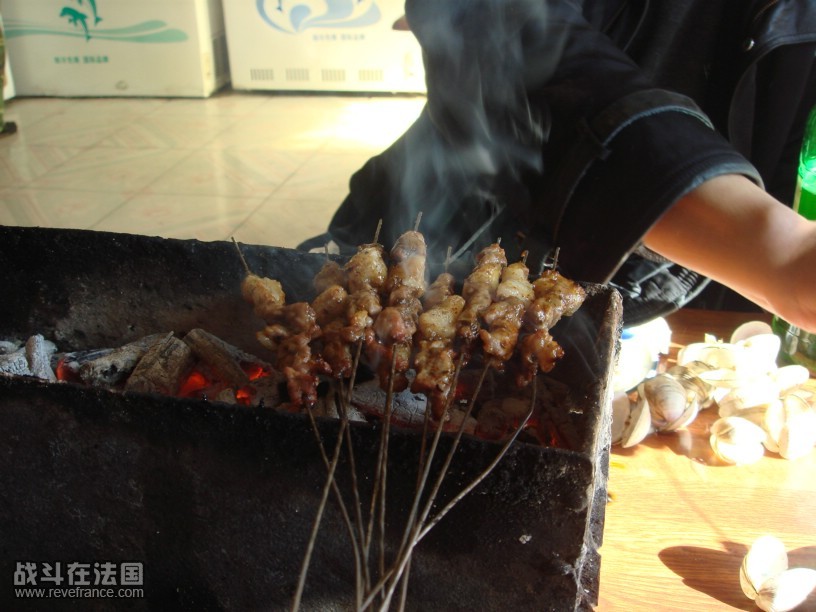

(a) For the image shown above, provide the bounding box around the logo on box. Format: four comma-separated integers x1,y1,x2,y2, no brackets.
258,0,382,34
5,0,189,44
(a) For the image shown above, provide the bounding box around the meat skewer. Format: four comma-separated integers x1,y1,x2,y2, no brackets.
312,283,353,379
517,255,586,387
342,236,388,346
411,257,466,419
479,253,535,366
367,228,427,392
456,242,508,357
313,246,347,294
233,239,326,408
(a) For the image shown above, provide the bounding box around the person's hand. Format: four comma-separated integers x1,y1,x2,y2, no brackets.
643,174,816,333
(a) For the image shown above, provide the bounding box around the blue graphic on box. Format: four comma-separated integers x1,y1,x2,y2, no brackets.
258,0,381,34
4,0,188,43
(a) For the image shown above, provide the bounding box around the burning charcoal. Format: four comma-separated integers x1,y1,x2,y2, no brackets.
182,328,250,388
250,376,285,408
124,333,194,396
78,333,167,387
538,377,582,451
214,389,238,405
476,400,513,440
310,386,367,422
447,407,477,435
351,378,428,427
54,347,115,381
25,334,57,382
0,350,32,377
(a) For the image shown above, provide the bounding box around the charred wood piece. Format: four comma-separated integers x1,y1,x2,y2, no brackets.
77,333,166,387
0,350,32,377
182,328,252,388
25,334,57,382
124,333,194,396
0,340,22,355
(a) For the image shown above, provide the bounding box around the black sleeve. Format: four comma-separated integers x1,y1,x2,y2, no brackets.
328,0,761,286
516,1,762,282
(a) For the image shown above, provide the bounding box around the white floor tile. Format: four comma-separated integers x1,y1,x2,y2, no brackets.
0,187,130,229
270,151,369,202
144,148,311,197
97,113,241,149
28,147,192,193
91,193,266,241
0,90,423,240
0,144,84,187
232,197,339,249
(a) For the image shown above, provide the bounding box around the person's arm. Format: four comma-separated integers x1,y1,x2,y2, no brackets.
643,174,816,333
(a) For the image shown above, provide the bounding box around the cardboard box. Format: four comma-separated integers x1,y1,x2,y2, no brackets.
1,0,230,98
222,0,425,94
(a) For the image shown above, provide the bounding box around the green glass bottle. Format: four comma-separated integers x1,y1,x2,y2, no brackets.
772,105,816,375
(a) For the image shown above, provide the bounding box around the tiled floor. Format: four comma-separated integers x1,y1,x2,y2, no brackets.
0,90,426,248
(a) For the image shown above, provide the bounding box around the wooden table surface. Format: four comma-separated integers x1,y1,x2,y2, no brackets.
596,309,816,611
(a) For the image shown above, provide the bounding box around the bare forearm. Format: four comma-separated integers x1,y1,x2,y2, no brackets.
643,174,816,332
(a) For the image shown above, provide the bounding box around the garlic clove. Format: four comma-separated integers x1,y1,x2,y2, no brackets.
740,535,789,600
755,567,816,612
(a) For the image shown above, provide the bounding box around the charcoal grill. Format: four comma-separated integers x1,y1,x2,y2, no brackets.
0,226,621,611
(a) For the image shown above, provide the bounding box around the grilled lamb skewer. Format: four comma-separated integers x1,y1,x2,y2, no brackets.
479,256,535,365
343,241,388,345
516,268,586,386
234,241,327,408
256,300,327,409
312,284,353,379
313,257,348,294
367,230,427,391
456,243,508,355
411,269,465,419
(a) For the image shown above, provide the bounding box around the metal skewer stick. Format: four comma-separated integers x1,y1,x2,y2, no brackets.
378,371,539,611
417,372,538,540
342,216,387,596
413,245,453,483
336,375,372,600
394,241,453,609
373,219,383,245
301,398,367,608
231,237,252,276
373,348,399,591
341,339,372,592
396,350,465,612
296,217,387,608
366,356,487,611
291,408,351,612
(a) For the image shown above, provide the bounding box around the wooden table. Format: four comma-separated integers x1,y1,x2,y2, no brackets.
597,309,816,611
